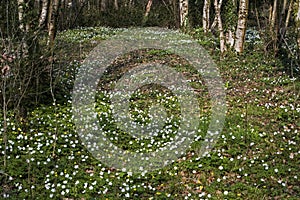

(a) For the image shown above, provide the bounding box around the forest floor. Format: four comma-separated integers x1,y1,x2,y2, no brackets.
0,27,299,199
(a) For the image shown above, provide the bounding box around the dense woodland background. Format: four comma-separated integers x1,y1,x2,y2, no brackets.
0,0,299,114
0,0,300,199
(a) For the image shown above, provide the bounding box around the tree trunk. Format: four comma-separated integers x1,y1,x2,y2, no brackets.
143,0,153,24
227,30,235,47
234,0,249,53
39,0,49,28
278,0,289,43
214,0,226,53
285,0,293,29
179,0,189,28
203,0,210,33
101,0,107,12
48,0,60,46
270,0,278,31
114,0,119,10
144,0,153,18
17,0,31,55
18,0,26,32
296,0,300,48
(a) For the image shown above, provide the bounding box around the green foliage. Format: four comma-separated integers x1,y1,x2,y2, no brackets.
223,0,238,31
1,27,300,199
57,27,121,43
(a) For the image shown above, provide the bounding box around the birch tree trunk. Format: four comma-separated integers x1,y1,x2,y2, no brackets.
18,0,26,32
17,0,31,55
114,0,119,10
143,0,153,24
179,0,189,28
214,0,227,53
39,0,49,28
234,0,249,53
203,0,210,33
270,0,278,31
101,0,107,12
227,30,235,47
144,0,153,18
296,0,300,48
285,0,293,29
48,0,61,46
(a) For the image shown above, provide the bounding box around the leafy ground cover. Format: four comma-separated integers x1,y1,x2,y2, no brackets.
0,27,299,199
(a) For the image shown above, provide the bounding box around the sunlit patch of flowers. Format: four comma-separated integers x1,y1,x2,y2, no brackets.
57,27,123,43
245,29,261,44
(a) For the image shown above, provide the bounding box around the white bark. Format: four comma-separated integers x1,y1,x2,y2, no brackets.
214,0,226,53
270,0,278,30
101,0,107,12
114,0,119,10
17,0,30,55
226,30,235,47
203,0,210,33
17,0,25,32
179,0,189,28
234,0,249,53
144,0,153,18
39,0,49,27
296,0,300,47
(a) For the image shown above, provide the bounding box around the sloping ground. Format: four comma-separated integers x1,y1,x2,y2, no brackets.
0,27,299,199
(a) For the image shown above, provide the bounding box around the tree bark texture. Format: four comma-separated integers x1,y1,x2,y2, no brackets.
234,0,249,53
179,0,189,28
214,0,227,53
203,0,210,33
39,0,49,28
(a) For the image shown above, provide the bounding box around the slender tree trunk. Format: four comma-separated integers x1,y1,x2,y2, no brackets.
179,0,189,28
227,30,235,47
285,0,293,29
278,0,289,42
296,0,300,47
48,0,60,46
172,0,179,28
214,0,226,53
203,0,210,33
17,0,26,32
114,0,119,10
143,0,153,24
270,0,278,31
234,0,248,53
144,0,153,18
17,0,30,55
101,0,107,12
39,0,49,28
254,0,261,31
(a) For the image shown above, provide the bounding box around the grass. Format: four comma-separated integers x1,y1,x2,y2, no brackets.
0,27,299,199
